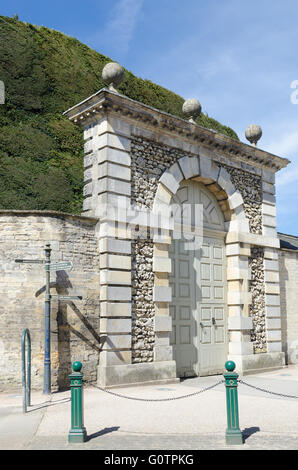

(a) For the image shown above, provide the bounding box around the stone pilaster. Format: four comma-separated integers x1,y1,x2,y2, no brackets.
262,169,284,361
83,115,134,385
262,170,277,238
152,233,173,362
226,242,254,373
264,250,282,352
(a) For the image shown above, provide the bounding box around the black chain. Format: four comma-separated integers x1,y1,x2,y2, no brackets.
238,380,298,399
89,380,225,402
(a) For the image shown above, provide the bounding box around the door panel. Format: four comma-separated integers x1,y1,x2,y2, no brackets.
169,236,197,377
169,180,227,377
196,237,227,376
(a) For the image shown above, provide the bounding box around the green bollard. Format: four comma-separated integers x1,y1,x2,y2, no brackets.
224,361,243,445
68,361,87,443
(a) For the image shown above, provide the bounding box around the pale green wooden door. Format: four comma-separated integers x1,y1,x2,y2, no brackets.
169,180,227,377
169,237,197,377
195,237,227,376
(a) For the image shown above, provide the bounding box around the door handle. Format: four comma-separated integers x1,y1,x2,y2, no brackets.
200,322,204,328
212,317,216,325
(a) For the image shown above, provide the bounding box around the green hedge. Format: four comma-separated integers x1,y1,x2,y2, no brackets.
0,15,238,213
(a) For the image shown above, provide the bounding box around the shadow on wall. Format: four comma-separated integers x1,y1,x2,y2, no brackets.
35,270,103,391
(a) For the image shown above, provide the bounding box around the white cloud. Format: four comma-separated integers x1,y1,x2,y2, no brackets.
89,0,143,58
266,130,298,159
198,50,241,80
276,169,298,188
261,126,298,189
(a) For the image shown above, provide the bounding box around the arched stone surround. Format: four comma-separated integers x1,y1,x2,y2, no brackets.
152,155,254,372
63,88,288,386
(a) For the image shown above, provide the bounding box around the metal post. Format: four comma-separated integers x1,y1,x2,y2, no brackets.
68,361,87,443
224,360,243,445
21,329,31,413
43,243,51,395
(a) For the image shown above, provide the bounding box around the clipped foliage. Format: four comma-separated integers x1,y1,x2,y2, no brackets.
0,15,238,214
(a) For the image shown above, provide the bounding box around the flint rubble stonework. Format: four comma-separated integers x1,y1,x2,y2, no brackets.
219,164,263,234
249,247,266,353
131,239,155,363
131,136,186,210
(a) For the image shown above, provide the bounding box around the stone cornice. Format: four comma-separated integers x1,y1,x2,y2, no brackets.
63,88,290,172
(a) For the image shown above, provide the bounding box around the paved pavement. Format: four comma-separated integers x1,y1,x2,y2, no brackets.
1,366,298,450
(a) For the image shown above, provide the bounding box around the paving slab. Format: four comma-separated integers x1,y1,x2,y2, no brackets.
1,366,298,450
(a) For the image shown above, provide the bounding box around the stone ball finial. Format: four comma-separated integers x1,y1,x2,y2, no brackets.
245,124,262,147
182,98,202,123
102,62,124,92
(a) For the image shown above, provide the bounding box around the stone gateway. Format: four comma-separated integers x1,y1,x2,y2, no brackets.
0,72,297,391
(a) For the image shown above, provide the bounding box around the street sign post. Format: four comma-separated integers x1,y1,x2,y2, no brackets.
44,243,51,395
15,259,45,264
15,244,82,395
49,261,73,271
51,295,83,301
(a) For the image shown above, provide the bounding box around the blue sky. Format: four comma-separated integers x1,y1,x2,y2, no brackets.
1,0,298,235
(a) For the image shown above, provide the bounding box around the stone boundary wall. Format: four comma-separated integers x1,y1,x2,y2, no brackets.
279,247,298,363
0,211,100,391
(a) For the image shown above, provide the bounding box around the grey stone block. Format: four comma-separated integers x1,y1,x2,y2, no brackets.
199,154,219,181
154,316,172,332
262,192,276,205
97,361,177,387
154,346,173,361
228,352,285,375
83,182,93,197
84,152,95,168
98,147,131,166
99,238,131,254
159,171,180,195
228,191,244,210
153,286,172,302
217,167,235,196
98,162,131,181
97,177,131,196
262,169,275,184
178,156,199,180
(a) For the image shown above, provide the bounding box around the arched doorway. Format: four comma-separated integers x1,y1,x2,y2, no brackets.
168,180,227,377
